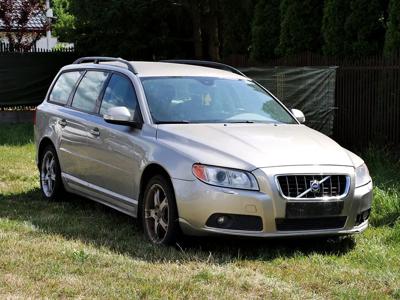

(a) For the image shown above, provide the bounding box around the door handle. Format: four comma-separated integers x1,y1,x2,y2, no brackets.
58,119,67,127
90,127,100,137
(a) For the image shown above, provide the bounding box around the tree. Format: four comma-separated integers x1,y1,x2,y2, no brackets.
220,0,254,59
321,0,350,56
384,0,400,55
250,0,280,61
52,0,75,42
276,0,323,56
0,0,48,51
203,0,220,60
177,0,221,60
344,0,386,56
71,0,188,59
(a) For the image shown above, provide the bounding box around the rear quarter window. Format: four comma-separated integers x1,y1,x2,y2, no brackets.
49,71,82,105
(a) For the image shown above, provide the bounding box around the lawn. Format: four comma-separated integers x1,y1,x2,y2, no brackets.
0,124,399,299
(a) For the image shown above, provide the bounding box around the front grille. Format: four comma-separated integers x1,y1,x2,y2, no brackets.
277,175,349,199
286,201,344,218
275,217,347,231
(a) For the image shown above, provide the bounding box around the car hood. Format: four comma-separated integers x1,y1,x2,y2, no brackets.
156,123,354,170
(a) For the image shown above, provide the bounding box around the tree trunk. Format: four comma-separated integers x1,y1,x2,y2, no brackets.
190,0,203,59
205,0,220,61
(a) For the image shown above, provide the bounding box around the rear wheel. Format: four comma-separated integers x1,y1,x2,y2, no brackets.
39,145,65,201
142,175,180,245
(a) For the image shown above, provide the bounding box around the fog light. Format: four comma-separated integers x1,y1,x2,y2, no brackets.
216,216,226,225
362,209,371,220
355,209,371,225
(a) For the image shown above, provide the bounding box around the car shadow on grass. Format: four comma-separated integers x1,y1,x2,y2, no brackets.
0,188,356,263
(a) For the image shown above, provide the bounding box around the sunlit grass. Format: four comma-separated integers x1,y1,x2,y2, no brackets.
0,124,399,299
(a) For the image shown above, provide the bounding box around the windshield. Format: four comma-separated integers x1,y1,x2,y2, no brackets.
141,77,297,124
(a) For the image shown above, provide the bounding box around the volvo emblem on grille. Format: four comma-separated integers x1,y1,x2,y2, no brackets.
310,180,321,193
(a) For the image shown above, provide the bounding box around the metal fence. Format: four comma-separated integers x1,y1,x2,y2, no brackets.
0,42,74,53
226,52,400,150
335,63,400,150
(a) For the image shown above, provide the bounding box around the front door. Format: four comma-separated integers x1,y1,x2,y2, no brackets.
83,73,144,213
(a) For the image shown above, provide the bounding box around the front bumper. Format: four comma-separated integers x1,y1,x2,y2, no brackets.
173,165,373,238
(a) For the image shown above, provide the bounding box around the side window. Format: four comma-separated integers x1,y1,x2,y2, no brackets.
71,71,109,113
49,71,82,105
100,74,138,116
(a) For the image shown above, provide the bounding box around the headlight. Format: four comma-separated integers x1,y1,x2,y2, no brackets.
355,163,371,187
192,164,259,191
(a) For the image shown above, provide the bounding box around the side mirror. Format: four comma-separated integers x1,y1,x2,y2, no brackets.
104,106,142,128
291,109,306,124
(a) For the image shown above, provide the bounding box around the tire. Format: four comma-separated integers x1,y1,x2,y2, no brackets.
39,145,65,201
141,175,180,245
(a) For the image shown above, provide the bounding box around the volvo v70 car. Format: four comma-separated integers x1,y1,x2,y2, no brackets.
34,57,373,245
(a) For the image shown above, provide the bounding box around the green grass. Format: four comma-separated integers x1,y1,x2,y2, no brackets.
0,124,399,299
364,147,400,227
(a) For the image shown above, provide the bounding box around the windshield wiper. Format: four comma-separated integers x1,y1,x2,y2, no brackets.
155,120,191,124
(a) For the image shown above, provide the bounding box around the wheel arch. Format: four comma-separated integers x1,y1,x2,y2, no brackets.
138,163,176,215
37,137,56,167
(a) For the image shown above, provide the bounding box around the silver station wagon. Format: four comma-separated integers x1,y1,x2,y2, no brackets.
34,57,373,245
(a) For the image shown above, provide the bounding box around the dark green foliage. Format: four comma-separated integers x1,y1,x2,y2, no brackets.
60,0,392,59
220,0,254,58
70,0,254,60
344,0,386,57
71,0,193,59
321,0,350,56
276,0,324,56
384,0,400,55
250,0,280,61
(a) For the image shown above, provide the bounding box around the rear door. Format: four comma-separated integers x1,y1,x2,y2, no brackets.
48,70,84,177
59,70,109,182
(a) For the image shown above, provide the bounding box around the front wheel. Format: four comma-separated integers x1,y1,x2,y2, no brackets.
142,175,180,245
39,145,65,201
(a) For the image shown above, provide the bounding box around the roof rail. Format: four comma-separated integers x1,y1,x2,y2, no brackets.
73,56,137,74
161,59,246,77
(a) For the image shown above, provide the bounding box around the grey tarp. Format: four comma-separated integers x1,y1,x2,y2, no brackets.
240,67,337,136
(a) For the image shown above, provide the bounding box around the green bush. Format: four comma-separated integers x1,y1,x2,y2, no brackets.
52,0,75,42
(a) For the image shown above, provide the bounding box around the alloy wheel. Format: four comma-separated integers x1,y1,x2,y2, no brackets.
41,151,57,197
144,184,170,243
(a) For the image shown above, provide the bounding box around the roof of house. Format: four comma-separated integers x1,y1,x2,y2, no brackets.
0,0,47,31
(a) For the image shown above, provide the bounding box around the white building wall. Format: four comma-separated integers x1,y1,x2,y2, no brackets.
35,35,58,50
